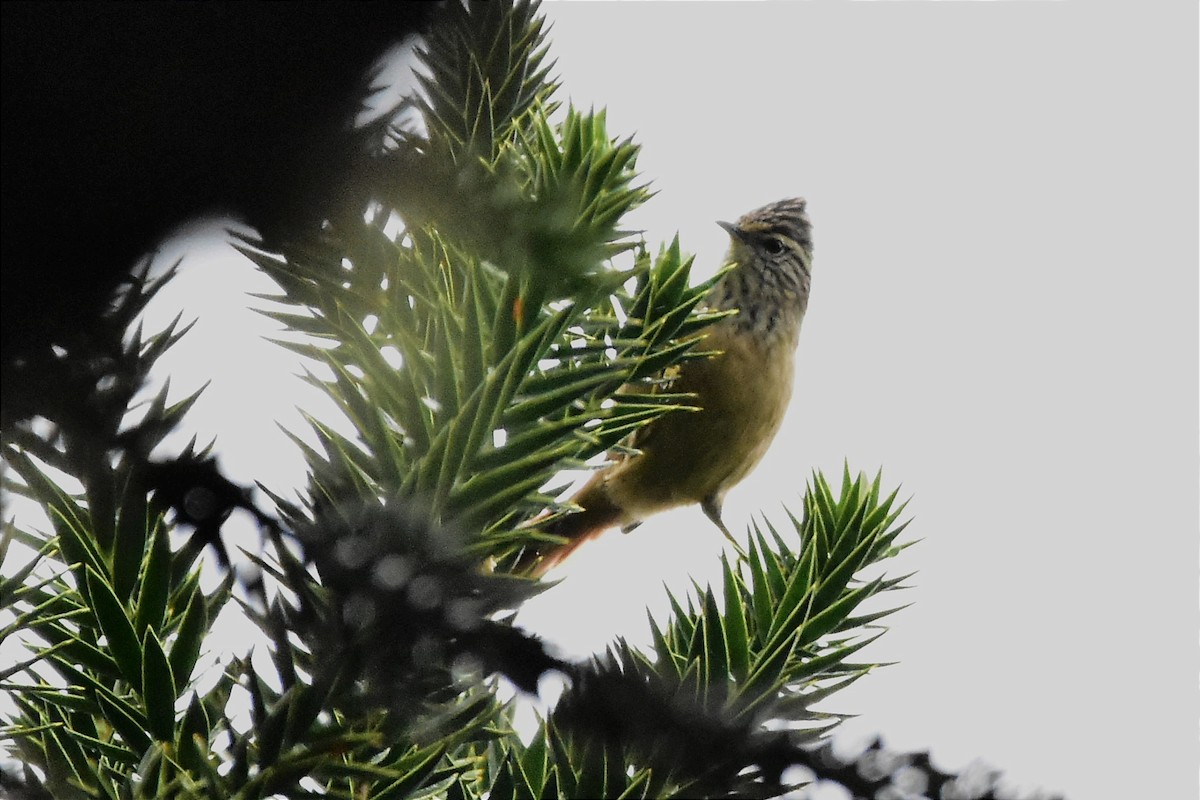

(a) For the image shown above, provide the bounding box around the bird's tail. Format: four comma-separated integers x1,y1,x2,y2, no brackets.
514,481,625,577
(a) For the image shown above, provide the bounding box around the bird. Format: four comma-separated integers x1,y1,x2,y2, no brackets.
518,197,814,576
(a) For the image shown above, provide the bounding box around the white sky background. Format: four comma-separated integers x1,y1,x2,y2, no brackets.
13,2,1192,799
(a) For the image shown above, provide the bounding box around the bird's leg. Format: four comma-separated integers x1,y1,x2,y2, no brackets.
701,495,749,561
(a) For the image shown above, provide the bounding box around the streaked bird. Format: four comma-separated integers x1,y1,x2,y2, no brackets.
519,198,814,575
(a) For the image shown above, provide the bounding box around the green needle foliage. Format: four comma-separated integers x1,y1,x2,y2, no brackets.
650,468,911,725
0,2,953,799
0,267,229,800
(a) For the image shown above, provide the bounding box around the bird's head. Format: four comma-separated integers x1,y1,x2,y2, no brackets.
715,197,814,322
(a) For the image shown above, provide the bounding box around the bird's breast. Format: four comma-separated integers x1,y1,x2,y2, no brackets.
605,319,798,517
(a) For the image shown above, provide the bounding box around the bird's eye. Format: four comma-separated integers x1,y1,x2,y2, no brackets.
762,238,785,255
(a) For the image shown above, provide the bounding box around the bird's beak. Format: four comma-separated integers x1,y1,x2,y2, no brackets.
717,220,748,243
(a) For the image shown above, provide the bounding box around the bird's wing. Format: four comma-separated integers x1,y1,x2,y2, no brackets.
621,363,686,454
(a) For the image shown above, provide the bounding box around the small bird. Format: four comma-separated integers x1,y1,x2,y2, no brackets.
519,198,814,576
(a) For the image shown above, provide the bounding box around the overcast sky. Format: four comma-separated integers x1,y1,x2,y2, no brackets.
118,2,1196,799
529,3,1196,798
